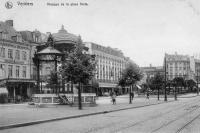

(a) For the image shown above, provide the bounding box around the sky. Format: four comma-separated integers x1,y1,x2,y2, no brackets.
1,0,200,67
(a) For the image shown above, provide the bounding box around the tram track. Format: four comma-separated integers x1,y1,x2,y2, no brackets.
175,111,200,133
82,98,200,133
110,98,200,133
151,104,200,133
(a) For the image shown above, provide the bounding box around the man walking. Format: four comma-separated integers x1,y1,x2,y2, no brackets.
111,92,116,105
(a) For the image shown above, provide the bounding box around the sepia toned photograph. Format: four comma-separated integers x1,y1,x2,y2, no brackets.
0,0,200,132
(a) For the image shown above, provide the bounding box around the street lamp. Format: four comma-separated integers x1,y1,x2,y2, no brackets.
164,55,167,101
173,80,177,101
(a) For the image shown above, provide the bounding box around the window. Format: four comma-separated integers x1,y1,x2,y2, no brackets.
15,50,20,60
8,65,13,77
16,66,20,78
2,33,8,40
0,64,5,69
35,36,39,42
22,66,26,78
22,51,27,60
0,47,5,57
0,32,2,39
8,49,13,59
17,36,22,42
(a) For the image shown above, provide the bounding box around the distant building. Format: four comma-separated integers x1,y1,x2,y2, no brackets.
85,42,129,95
165,52,200,82
140,65,164,84
0,20,41,100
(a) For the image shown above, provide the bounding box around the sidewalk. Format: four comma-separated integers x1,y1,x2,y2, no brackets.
0,93,198,130
137,92,199,99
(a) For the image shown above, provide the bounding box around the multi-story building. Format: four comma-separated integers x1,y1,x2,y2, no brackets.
140,65,164,84
85,42,129,95
0,20,41,101
165,52,200,82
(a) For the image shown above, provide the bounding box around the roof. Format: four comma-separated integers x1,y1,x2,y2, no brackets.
43,25,79,44
20,30,41,43
20,31,33,42
165,53,190,62
0,20,21,40
37,46,62,55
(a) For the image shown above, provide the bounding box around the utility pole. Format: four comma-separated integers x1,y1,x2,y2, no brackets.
174,81,177,100
164,55,167,101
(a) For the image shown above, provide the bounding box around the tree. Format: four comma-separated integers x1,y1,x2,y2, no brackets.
186,79,196,92
149,72,164,100
60,37,96,109
173,77,185,93
118,61,143,104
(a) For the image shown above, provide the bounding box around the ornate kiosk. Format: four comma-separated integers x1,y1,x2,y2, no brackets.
31,26,96,106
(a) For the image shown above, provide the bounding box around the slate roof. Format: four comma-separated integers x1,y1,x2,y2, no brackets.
165,53,190,62
0,20,21,41
43,25,79,44
37,46,62,55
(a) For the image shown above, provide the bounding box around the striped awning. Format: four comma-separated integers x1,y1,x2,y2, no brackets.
99,82,118,88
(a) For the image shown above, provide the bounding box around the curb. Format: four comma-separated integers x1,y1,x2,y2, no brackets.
178,95,199,98
0,100,174,130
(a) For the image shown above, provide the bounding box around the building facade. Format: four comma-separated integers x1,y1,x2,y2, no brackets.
140,65,164,85
165,53,200,82
0,20,41,101
85,42,129,96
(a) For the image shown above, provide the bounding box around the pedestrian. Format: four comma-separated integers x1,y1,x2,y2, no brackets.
146,88,150,99
130,92,134,100
111,92,116,105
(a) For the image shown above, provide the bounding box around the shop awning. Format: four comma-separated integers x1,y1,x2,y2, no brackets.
136,85,142,90
99,82,118,88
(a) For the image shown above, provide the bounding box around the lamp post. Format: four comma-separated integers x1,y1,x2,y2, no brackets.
129,85,132,104
164,55,167,101
174,81,177,100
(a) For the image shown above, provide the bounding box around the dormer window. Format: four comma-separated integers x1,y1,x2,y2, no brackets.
17,35,22,42
32,32,39,42
35,36,39,42
12,35,22,42
32,32,36,42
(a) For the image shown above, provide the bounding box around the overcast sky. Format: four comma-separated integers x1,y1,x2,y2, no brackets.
1,0,200,67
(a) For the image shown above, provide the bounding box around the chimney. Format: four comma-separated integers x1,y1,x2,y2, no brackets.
5,20,13,27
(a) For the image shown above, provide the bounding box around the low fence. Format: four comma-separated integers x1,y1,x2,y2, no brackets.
31,93,96,105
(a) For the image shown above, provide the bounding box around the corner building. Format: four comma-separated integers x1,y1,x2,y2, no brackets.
165,52,200,82
0,20,41,101
85,42,129,96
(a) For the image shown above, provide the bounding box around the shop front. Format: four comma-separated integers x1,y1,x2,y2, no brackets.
0,78,36,103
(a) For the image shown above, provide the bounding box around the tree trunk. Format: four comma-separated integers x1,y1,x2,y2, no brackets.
78,82,82,110
129,85,132,104
175,85,177,100
157,86,160,101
